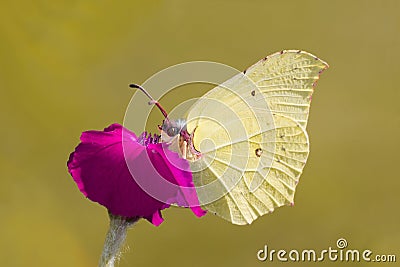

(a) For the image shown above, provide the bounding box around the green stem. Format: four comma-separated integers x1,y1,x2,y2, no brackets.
98,213,139,267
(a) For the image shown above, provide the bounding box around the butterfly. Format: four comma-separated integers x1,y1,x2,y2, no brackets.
132,50,328,225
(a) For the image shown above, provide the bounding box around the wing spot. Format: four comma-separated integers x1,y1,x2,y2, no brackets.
251,90,255,96
280,50,284,54
255,148,263,157
280,134,285,138
243,69,247,74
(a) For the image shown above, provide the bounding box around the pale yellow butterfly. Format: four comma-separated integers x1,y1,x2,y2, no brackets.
142,50,328,225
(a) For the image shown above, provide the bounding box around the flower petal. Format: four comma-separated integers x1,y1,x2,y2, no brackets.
67,124,206,226
146,144,207,217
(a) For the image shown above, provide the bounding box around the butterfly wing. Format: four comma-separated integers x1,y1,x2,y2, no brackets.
186,50,328,225
245,50,329,128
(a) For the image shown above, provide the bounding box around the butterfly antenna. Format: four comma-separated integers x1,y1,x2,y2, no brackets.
129,84,169,119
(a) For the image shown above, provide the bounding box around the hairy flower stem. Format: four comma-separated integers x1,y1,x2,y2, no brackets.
99,213,139,267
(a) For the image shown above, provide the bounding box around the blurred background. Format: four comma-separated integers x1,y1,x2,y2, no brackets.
1,0,399,266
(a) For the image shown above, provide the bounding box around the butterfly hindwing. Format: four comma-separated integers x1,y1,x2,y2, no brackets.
189,113,309,224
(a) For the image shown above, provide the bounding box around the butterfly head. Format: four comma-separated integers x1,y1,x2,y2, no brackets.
161,118,200,160
161,118,187,138
130,83,201,160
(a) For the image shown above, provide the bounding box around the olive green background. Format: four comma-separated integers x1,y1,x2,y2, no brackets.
1,1,399,266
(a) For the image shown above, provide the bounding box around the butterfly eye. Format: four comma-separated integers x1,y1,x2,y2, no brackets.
166,127,179,137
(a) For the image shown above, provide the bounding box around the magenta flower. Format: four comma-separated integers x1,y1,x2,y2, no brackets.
67,85,206,266
67,123,206,226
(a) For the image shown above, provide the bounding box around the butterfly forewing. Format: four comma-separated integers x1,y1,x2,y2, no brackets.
246,50,328,128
